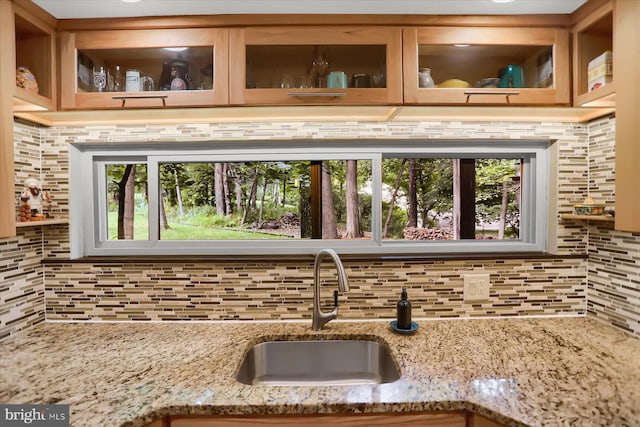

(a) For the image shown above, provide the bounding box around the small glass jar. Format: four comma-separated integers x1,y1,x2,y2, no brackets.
418,67,435,88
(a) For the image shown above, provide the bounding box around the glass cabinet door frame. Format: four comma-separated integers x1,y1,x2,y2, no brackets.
229,26,403,105
59,28,229,110
403,26,570,105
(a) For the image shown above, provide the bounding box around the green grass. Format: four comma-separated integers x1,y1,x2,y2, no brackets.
108,210,291,240
161,222,291,240
108,211,149,240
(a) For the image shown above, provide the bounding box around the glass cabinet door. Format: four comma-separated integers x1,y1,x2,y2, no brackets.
229,27,402,105
60,28,228,109
403,27,570,105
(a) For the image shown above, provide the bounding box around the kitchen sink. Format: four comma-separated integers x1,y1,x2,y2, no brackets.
236,339,401,386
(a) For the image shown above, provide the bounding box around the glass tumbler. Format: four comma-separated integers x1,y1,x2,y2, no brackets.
92,66,107,92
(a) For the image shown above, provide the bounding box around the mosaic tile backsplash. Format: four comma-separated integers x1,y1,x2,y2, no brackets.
2,114,638,340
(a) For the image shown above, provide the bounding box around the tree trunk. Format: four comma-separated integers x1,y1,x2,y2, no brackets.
123,165,135,239
321,162,339,239
234,177,243,215
174,168,184,217
408,158,418,228
498,179,509,239
242,167,260,225
258,176,267,226
383,159,406,238
159,188,170,230
249,167,259,211
214,162,225,215
299,178,312,238
282,180,286,206
116,164,134,240
223,163,232,215
345,160,362,238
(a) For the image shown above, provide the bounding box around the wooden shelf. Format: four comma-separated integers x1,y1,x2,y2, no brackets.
560,213,614,222
574,82,615,107
16,218,69,228
13,86,54,111
14,105,615,127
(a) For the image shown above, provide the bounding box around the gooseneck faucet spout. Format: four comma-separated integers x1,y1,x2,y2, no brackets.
312,249,350,331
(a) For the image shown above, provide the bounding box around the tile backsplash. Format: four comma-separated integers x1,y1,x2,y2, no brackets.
44,257,586,322
2,114,638,340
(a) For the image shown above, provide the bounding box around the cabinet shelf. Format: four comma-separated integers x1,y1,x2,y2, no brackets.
16,218,69,228
574,81,615,107
560,213,614,222
14,86,54,111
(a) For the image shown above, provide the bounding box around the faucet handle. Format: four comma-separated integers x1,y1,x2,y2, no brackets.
333,290,338,308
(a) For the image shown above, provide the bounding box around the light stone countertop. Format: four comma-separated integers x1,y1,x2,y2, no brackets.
1,317,639,427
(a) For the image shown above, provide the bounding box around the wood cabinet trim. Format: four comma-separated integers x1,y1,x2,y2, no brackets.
413,26,558,45
1,0,17,237
614,0,640,232
12,0,57,31
553,28,571,103
72,28,226,49
57,14,572,32
571,0,612,27
168,412,469,427
571,0,613,33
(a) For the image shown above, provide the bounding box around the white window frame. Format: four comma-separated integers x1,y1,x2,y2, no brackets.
69,139,550,258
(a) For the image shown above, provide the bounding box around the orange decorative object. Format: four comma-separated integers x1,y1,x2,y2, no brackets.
16,66,39,93
19,202,31,222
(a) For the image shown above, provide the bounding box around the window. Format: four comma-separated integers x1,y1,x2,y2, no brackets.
69,140,550,258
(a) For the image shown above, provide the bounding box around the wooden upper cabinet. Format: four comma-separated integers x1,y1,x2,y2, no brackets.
614,0,640,232
403,26,571,105
13,1,57,111
572,0,614,107
228,26,403,106
59,28,229,110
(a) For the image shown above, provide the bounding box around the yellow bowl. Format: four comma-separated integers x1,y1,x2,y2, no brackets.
436,79,471,88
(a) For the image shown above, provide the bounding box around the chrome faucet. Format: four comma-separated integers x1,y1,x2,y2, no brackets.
312,249,350,330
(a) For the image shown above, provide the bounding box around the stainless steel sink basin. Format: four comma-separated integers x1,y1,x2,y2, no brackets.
236,339,400,386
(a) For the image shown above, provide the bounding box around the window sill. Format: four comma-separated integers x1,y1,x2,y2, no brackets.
42,252,586,264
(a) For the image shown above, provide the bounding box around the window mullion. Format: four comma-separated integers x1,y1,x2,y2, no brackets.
147,159,159,245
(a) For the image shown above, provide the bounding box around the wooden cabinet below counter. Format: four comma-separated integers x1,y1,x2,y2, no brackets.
144,412,507,427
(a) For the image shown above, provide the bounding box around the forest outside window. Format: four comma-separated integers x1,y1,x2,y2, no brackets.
69,140,550,258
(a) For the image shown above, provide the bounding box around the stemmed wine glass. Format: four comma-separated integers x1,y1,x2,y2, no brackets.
310,46,329,88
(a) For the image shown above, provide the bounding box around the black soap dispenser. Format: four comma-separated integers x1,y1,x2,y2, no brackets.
396,287,412,329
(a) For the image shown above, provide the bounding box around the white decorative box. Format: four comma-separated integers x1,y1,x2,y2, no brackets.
588,50,613,91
